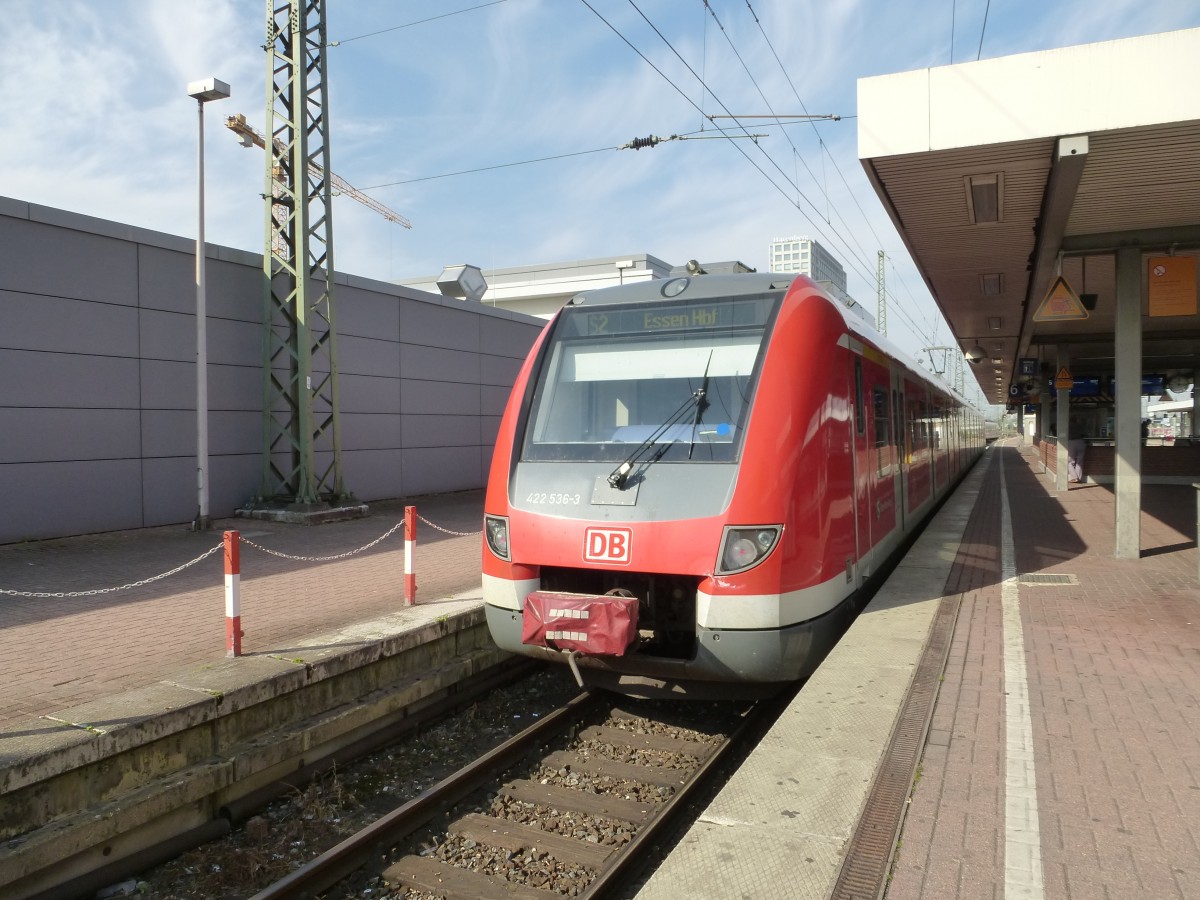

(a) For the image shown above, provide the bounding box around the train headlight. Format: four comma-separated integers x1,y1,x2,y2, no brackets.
484,515,510,560
717,525,780,574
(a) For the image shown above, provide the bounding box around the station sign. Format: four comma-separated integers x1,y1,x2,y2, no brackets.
1018,357,1038,377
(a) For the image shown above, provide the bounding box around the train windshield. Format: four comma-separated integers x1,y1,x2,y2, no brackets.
522,292,779,463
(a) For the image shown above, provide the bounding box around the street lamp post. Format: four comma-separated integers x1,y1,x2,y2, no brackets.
186,77,230,530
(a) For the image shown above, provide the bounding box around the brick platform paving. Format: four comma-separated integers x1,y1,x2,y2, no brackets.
0,492,485,728
887,443,1200,900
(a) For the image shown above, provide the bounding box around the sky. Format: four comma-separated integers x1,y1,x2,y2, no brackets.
3,0,1199,404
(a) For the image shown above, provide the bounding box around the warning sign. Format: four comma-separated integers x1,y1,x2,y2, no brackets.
1054,367,1073,390
1033,276,1089,323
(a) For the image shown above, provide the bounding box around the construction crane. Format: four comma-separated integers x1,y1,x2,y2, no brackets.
225,113,412,230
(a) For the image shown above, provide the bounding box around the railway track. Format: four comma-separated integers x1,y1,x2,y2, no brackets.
250,689,788,899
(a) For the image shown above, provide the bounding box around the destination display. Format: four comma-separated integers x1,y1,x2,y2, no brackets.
561,295,777,339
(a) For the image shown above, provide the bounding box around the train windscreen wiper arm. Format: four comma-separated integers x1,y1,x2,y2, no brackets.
607,387,707,490
687,352,713,460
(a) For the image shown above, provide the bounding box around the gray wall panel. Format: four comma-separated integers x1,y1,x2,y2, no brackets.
341,412,403,450
399,379,482,416
142,409,194,458
139,358,193,410
206,258,262,323
401,446,483,495
337,286,400,339
209,454,261,519
480,415,502,447
483,316,547,357
137,244,193,314
139,308,193,362
140,408,258,458
208,318,262,367
0,460,142,542
397,301,481,352
211,411,262,455
0,408,140,462
209,364,262,411
1,291,140,357
0,199,541,541
0,218,137,305
401,414,481,448
481,384,515,416
400,344,481,384
480,354,524,386
339,334,401,378
1,349,140,408
341,448,403,501
339,373,401,415
140,455,196,527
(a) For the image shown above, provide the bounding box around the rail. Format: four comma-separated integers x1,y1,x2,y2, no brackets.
248,690,789,899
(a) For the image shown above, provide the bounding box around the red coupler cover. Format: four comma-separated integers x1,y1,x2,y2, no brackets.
521,591,639,656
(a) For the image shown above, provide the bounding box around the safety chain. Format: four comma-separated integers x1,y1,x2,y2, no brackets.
0,543,224,599
416,513,482,537
1,511,481,598
239,521,406,562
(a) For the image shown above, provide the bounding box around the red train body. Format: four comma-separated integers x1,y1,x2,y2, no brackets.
482,273,983,694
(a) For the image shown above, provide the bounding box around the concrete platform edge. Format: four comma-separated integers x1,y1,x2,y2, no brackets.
636,451,991,900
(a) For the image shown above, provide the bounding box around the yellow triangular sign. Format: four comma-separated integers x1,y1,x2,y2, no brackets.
1033,275,1089,322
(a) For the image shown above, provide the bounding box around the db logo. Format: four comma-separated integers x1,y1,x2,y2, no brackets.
584,527,632,565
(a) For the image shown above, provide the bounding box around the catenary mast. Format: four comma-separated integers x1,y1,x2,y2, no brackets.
254,0,351,510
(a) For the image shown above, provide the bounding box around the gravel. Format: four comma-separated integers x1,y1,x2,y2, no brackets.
125,667,581,900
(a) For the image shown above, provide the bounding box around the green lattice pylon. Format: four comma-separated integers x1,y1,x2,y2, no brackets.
256,0,351,507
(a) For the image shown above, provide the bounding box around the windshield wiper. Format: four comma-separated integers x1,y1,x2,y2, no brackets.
607,386,708,490
688,352,713,460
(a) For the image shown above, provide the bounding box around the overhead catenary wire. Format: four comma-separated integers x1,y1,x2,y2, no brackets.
331,0,944,351
359,129,760,190
741,0,890,254
588,0,881,302
712,0,881,283
327,1,510,47
736,0,946,348
977,0,992,60
618,0,940,347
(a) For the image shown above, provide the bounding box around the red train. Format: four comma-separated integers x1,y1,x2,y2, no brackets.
482,272,984,695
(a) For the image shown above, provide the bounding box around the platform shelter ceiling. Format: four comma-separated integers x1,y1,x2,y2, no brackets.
858,28,1200,405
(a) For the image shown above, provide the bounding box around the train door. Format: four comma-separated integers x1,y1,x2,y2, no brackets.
891,370,907,532
904,381,932,514
852,357,871,575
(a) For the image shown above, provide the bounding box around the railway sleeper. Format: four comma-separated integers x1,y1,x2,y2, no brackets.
540,750,689,789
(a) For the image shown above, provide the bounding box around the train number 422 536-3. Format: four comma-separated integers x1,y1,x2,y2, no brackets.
525,492,582,506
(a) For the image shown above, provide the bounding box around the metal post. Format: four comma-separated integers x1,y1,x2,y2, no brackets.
404,506,417,606
187,77,230,529
224,530,243,657
195,97,210,530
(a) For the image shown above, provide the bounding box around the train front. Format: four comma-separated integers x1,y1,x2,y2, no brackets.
482,272,803,694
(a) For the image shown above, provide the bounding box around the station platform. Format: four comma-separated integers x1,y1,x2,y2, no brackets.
637,441,1200,900
2,444,1198,899
0,492,487,730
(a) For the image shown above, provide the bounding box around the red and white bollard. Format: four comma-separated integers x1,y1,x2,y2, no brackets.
404,506,417,606
224,530,243,657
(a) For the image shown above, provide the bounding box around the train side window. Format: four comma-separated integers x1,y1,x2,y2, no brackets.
872,386,890,474
854,359,865,436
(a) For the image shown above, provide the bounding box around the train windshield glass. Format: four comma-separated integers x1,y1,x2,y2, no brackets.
522,292,778,463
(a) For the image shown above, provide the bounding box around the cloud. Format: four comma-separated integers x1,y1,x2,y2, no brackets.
3,0,1198,383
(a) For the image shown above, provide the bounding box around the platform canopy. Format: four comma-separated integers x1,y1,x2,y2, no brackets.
858,27,1200,405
